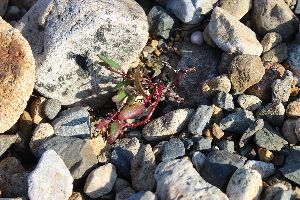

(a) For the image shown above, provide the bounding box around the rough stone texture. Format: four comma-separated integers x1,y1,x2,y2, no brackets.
202,74,231,99
280,146,300,185
174,41,222,106
28,150,73,200
209,7,263,55
142,109,194,141
192,151,206,173
219,140,234,153
188,105,213,135
200,150,245,191
211,123,224,139
112,137,140,157
271,79,291,104
166,0,216,24
29,123,55,157
282,118,300,144
30,96,48,125
237,94,262,111
148,6,180,39
219,109,255,134
131,144,156,192
262,43,287,63
245,62,285,102
38,135,98,179
43,98,61,120
0,157,26,197
252,0,300,39
0,0,8,17
258,103,285,127
239,119,264,148
84,163,117,198
242,160,275,179
155,159,229,200
203,25,217,48
160,138,185,161
254,124,288,151
228,55,265,92
194,136,212,151
213,91,234,111
51,107,91,138
220,0,252,20
261,32,283,53
15,0,148,109
115,187,136,200
0,134,18,156
10,172,30,197
112,178,131,194
286,100,300,117
226,168,262,200
0,17,35,133
127,191,157,200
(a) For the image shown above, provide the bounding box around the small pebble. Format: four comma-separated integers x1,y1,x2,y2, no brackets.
261,32,282,53
43,98,61,120
237,94,262,111
30,96,48,125
202,74,231,99
242,160,275,179
213,91,234,111
193,136,212,151
190,31,204,45
219,140,234,153
286,100,300,117
188,105,213,135
258,148,274,162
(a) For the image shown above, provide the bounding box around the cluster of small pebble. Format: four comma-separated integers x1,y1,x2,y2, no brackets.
2,0,300,199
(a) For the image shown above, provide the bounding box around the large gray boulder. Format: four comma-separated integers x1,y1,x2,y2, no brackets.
15,0,148,109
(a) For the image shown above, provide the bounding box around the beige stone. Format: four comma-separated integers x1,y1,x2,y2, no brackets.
258,148,274,162
0,17,35,133
19,111,33,133
30,96,48,125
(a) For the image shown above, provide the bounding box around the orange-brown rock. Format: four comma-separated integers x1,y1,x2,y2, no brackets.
0,17,35,133
245,62,285,102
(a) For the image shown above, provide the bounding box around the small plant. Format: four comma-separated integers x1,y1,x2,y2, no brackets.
95,54,195,144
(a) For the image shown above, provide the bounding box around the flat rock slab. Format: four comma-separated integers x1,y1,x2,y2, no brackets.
15,0,148,109
51,106,91,138
28,150,73,200
38,135,97,179
0,17,35,133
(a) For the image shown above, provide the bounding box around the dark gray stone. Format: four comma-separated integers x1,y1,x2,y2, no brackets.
219,140,234,153
258,103,285,127
148,6,180,39
213,91,234,111
200,150,245,191
180,138,194,150
43,98,61,120
115,187,136,200
239,119,264,148
271,154,285,166
280,163,300,185
131,144,156,192
219,109,255,134
271,79,291,105
193,136,212,151
188,105,213,135
255,124,288,151
284,146,300,166
111,146,134,181
112,178,131,194
38,135,97,179
161,138,185,161
51,107,91,138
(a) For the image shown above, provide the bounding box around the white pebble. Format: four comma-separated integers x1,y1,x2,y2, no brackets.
191,31,204,45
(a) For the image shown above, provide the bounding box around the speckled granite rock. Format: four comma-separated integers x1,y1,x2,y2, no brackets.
15,0,148,109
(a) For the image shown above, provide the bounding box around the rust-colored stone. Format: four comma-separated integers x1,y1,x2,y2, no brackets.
245,62,285,102
0,17,35,133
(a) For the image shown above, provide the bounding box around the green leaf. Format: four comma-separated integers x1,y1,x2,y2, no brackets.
97,54,120,69
134,66,148,98
112,91,128,103
113,80,134,91
108,121,122,144
126,95,137,105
